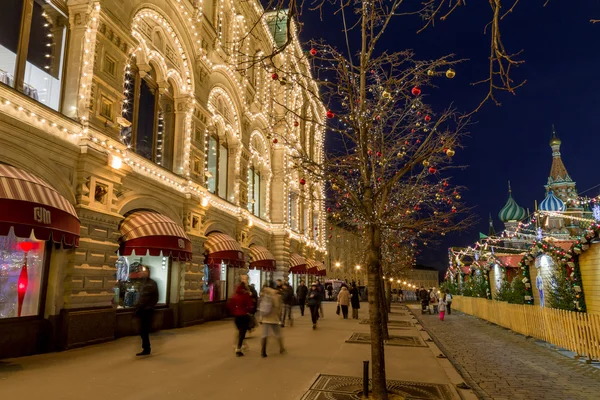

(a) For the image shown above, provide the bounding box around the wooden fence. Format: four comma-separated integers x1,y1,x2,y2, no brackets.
452,296,600,361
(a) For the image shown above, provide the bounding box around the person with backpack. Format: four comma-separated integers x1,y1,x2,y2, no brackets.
258,281,285,357
307,282,322,329
444,289,453,315
228,282,254,357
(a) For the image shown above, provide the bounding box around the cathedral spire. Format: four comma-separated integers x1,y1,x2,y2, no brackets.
548,125,571,185
488,213,496,237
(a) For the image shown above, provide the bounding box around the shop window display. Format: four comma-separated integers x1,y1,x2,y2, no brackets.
0,230,45,319
113,255,169,309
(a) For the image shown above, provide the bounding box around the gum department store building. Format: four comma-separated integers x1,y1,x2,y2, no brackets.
0,0,330,358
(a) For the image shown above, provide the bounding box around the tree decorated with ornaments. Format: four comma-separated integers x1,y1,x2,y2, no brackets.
237,2,478,398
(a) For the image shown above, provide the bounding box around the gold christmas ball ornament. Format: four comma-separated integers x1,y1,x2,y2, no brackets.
427,69,434,76
445,148,455,157
422,160,430,167
332,184,339,191
382,91,392,99
446,68,456,79
455,194,462,200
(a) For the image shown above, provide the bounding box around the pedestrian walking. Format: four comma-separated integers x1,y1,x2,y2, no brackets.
132,264,158,356
419,286,430,314
281,282,294,327
350,282,360,319
258,281,285,357
296,280,308,316
316,279,325,318
307,282,322,329
228,283,254,357
444,290,453,315
430,289,439,314
337,286,350,319
327,284,333,301
439,295,447,321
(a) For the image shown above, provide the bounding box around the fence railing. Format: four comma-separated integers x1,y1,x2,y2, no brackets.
452,296,600,361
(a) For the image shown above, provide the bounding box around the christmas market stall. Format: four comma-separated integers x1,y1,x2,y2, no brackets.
489,254,523,299
517,239,583,311
0,164,80,358
115,210,192,336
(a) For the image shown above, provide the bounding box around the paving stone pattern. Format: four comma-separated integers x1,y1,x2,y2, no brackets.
415,309,600,400
346,332,427,347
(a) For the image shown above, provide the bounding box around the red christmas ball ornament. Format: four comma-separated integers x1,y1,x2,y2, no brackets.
310,48,317,56
377,177,382,182
417,111,422,116
272,138,278,144
299,178,306,185
327,207,332,213
368,149,373,156
443,181,449,187
294,121,299,127
405,141,410,145
345,193,351,198
271,72,279,80
371,69,375,74
443,219,449,223
375,115,381,121
326,110,335,119
329,235,332,239
428,166,437,174
416,139,421,144
376,151,382,157
411,87,421,96
424,115,431,122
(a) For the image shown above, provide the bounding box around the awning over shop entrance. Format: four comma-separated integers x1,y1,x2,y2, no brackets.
118,211,192,261
249,245,276,271
205,232,245,267
307,259,327,276
0,164,80,246
289,253,306,273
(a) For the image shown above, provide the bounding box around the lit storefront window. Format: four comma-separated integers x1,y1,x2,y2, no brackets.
0,231,45,319
113,255,169,309
0,0,67,111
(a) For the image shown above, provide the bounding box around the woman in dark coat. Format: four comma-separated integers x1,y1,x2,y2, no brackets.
349,283,361,319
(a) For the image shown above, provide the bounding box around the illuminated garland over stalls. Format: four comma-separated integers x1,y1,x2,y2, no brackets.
517,240,585,311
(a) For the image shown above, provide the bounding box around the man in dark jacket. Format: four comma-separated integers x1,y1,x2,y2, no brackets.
316,279,325,318
134,265,158,356
350,282,361,319
280,282,294,327
296,280,308,316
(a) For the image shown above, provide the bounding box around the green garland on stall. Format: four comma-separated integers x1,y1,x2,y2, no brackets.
518,239,586,312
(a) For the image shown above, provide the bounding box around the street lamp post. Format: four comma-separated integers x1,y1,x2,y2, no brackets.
355,265,361,284
335,262,340,280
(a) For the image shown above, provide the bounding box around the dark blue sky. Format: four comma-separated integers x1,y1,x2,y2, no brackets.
299,1,600,271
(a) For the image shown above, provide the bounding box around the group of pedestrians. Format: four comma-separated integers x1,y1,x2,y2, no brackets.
336,283,361,319
418,286,453,321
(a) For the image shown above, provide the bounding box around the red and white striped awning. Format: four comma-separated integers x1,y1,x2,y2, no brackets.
289,253,306,273
0,164,80,246
249,245,276,271
307,259,326,276
205,232,245,267
119,211,192,261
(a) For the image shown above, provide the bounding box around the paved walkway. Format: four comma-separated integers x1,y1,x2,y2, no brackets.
0,303,472,400
413,305,600,400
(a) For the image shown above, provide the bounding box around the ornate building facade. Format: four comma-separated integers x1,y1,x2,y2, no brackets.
0,0,325,358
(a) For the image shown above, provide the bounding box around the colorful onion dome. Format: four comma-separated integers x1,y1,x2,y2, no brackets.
539,190,566,212
498,183,527,222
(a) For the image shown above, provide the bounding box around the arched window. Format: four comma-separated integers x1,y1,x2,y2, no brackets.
207,132,228,199
121,64,175,169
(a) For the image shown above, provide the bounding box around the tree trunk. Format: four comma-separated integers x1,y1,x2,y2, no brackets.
385,280,392,313
379,277,389,340
367,224,388,400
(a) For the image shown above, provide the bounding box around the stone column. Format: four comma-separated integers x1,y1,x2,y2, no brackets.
62,0,98,119
172,96,194,176
270,146,286,224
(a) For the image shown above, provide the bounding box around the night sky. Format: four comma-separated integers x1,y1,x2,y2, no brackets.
297,1,600,273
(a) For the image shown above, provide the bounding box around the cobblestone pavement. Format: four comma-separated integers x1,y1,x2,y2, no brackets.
412,305,600,400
